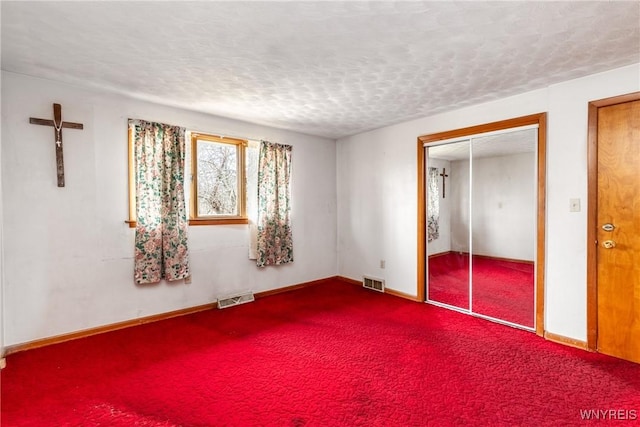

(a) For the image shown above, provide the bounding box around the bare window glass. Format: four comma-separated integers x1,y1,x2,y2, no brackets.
196,140,238,216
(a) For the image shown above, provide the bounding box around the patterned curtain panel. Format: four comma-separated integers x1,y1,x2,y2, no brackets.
131,119,190,284
428,167,440,242
256,141,293,267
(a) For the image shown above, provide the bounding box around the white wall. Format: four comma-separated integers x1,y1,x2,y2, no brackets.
1,71,338,347
450,159,470,253
0,71,3,357
337,63,640,342
448,153,536,260
471,153,536,260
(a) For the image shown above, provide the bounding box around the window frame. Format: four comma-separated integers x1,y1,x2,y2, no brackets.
189,133,248,226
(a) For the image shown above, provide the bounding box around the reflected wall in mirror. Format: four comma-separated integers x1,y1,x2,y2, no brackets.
426,141,470,310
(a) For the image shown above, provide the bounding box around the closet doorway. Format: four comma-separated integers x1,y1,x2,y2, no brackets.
417,114,546,334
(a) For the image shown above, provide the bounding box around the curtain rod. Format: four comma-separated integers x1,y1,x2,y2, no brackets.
128,118,266,143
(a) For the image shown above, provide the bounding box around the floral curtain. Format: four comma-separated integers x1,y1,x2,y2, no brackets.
427,167,440,242
130,119,190,284
256,141,293,267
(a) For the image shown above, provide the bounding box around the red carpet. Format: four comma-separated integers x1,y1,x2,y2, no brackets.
429,252,534,327
2,279,639,426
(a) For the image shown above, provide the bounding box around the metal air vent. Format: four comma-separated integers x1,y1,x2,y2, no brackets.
363,276,385,292
217,291,255,309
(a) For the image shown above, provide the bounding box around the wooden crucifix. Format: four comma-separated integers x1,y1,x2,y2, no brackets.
440,168,449,198
30,103,84,187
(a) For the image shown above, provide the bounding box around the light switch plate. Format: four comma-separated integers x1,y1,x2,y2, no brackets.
570,198,581,212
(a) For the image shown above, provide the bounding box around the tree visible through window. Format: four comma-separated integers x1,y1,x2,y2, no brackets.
197,139,238,215
190,133,248,224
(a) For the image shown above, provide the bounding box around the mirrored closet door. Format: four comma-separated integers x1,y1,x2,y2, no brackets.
425,125,539,330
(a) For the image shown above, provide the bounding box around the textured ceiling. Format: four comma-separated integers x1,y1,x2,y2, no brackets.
2,1,639,139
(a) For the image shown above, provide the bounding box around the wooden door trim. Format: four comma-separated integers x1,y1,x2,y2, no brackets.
417,113,547,335
586,91,640,351
417,136,426,302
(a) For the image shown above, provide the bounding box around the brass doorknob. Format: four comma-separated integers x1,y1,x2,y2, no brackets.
602,240,616,249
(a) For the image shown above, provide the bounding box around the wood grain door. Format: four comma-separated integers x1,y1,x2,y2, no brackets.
596,99,640,363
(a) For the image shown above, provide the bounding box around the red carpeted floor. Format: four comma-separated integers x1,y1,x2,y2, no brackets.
2,279,639,426
428,252,534,327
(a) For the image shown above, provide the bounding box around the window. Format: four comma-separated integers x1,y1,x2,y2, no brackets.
190,133,247,225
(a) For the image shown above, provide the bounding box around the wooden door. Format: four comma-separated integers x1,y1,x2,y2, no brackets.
596,99,640,363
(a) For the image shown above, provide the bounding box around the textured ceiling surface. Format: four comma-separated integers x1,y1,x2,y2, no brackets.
2,1,639,139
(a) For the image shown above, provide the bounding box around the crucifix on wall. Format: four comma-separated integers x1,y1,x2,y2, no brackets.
440,168,449,198
30,103,84,187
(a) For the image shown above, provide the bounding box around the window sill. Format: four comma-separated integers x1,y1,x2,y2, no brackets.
127,218,249,227
189,218,249,226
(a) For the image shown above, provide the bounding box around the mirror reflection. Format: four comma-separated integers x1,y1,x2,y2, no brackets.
426,128,536,329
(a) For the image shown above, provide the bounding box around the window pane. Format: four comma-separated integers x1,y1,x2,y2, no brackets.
197,140,237,216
